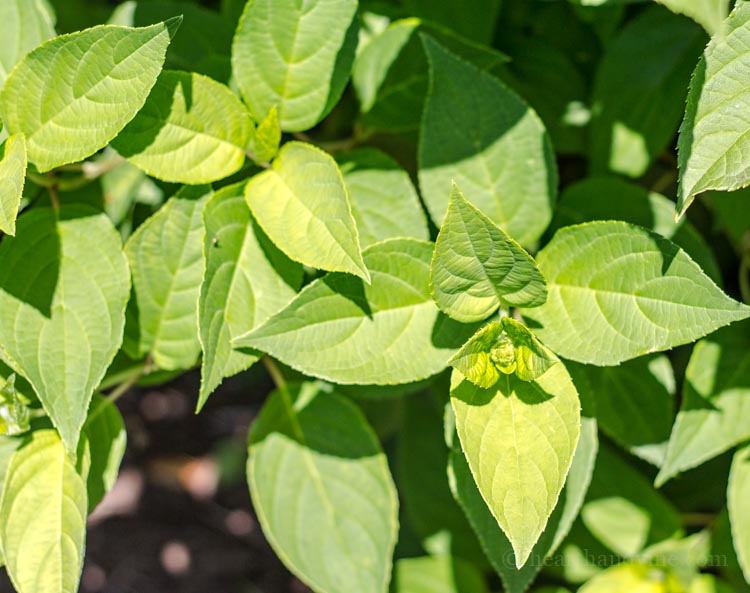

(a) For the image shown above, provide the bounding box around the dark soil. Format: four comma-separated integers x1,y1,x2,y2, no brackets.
0,368,312,593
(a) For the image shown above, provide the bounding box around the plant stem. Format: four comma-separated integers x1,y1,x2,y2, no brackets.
106,355,153,404
262,355,287,392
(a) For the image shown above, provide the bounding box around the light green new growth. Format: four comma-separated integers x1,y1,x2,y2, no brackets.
248,382,398,593
112,70,253,184
244,142,369,281
419,36,556,246
0,0,56,86
125,186,210,371
0,430,87,593
249,106,281,165
450,363,581,568
431,184,547,323
0,134,26,236
678,1,750,217
0,207,130,452
232,0,358,132
450,318,557,387
0,19,179,172
198,182,303,409
523,221,750,366
235,239,477,385
448,415,597,593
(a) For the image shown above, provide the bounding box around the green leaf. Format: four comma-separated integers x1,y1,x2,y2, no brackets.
449,319,558,388
419,36,557,246
353,19,508,134
657,321,750,485
569,355,675,466
397,389,484,561
432,185,547,322
248,382,398,593
0,375,30,436
655,0,729,36
0,207,130,452
108,1,233,82
391,556,489,593
245,142,369,281
448,397,597,592
402,0,501,44
578,562,683,593
0,134,26,236
231,0,358,132
590,6,705,178
704,187,750,248
0,430,87,593
249,106,281,165
336,148,429,249
0,20,178,172
450,361,581,567
582,444,682,557
689,574,736,593
678,1,750,217
198,182,303,409
549,177,722,284
235,238,477,385
125,185,209,371
523,221,750,366
728,447,750,585
0,0,56,86
83,395,126,512
112,70,253,184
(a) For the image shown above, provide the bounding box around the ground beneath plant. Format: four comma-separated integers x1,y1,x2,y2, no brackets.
0,369,313,593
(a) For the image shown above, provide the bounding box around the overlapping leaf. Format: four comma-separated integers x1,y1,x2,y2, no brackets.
523,221,750,366
198,182,303,409
0,134,26,236
657,321,750,485
590,6,705,178
248,382,398,593
0,430,87,593
391,556,489,593
83,395,126,511
431,185,547,322
0,20,178,171
125,186,209,370
419,36,556,246
550,177,721,283
235,239,477,385
655,0,730,34
678,1,750,216
0,0,55,86
337,148,429,249
232,0,358,132
112,70,253,184
245,142,369,281
450,361,581,567
729,444,750,584
448,400,597,592
0,207,130,451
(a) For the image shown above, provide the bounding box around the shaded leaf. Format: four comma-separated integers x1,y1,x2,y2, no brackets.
248,382,398,593
419,36,556,246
